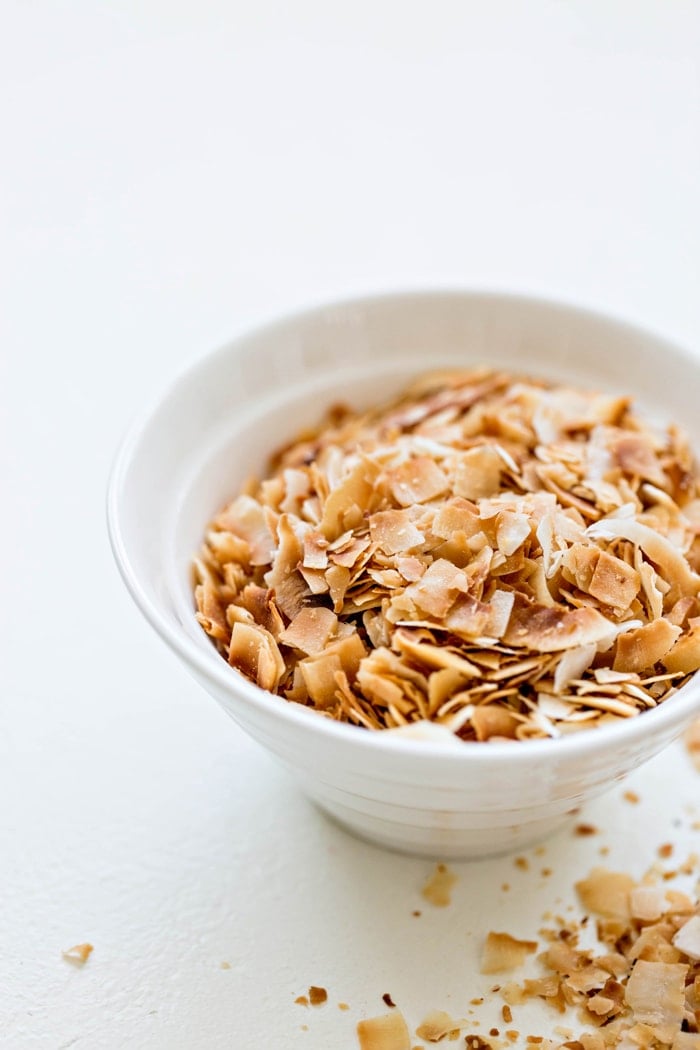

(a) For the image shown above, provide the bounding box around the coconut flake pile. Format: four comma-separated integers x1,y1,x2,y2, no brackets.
194,369,700,741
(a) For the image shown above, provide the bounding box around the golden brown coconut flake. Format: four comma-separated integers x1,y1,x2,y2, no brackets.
357,1011,411,1050
195,369,700,741
415,1009,469,1041
481,932,539,974
421,863,458,907
62,942,93,965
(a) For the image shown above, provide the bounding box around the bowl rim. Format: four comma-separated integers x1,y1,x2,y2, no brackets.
106,286,700,767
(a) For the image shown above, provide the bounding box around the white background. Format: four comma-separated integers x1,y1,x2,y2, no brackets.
2,3,699,1047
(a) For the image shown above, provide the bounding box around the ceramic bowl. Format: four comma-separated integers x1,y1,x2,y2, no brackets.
107,291,700,858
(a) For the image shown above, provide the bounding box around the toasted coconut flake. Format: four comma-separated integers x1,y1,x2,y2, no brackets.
421,863,457,907
195,579,229,642
613,619,682,673
228,622,285,691
629,886,669,923
663,624,700,675
588,552,640,611
497,511,532,556
503,596,614,653
553,644,597,695
588,517,700,603
471,705,521,741
388,456,449,507
321,458,380,540
356,1011,411,1050
455,446,504,499
216,494,276,565
369,509,425,555
415,1010,468,1041
62,942,93,965
279,606,338,655
672,914,700,960
575,868,636,919
402,559,469,618
624,960,688,1043
481,932,538,974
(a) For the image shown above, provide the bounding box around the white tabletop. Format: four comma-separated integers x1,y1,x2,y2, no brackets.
3,4,700,1047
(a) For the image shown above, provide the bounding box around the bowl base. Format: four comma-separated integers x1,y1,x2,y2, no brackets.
310,795,577,860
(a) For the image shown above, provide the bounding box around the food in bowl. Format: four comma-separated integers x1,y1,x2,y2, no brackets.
193,367,700,742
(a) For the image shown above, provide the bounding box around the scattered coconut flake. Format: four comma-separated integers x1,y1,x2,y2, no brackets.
481,932,538,974
62,943,93,965
421,863,457,907
415,1009,468,1041
356,1011,411,1050
575,868,636,919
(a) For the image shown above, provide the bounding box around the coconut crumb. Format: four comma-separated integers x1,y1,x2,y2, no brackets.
309,986,328,1006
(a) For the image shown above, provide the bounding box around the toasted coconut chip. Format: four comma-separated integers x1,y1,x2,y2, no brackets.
205,528,251,567
611,432,668,486
481,931,538,974
629,886,670,923
356,1011,411,1050
454,446,503,499
588,517,700,603
369,509,425,555
421,863,457,907
588,551,640,611
663,625,700,675
321,458,380,540
195,580,229,642
471,705,521,741
484,590,516,639
575,868,636,919
613,619,682,673
503,596,614,653
402,559,469,618
300,633,367,708
279,606,339,655
553,644,597,694
431,498,481,540
302,531,329,569
443,595,491,639
415,1010,468,1042
497,510,532,557
388,456,449,506
624,960,688,1043
393,629,480,677
216,494,276,565
263,513,307,618
237,584,285,639
228,622,285,691
62,942,93,964
672,914,700,960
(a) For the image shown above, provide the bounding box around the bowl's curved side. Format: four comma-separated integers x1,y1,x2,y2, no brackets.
108,290,700,856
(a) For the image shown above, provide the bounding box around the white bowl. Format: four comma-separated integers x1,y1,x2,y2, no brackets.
107,291,700,858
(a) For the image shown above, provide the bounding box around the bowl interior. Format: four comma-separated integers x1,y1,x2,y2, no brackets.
110,291,700,752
